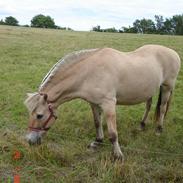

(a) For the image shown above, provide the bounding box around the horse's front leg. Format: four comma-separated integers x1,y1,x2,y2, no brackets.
88,103,104,149
101,100,124,161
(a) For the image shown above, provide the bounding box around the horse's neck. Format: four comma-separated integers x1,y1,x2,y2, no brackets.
39,65,84,107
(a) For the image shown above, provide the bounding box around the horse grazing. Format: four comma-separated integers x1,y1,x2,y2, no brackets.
24,45,180,161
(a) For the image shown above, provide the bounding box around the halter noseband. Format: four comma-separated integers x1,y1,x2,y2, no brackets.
28,94,57,132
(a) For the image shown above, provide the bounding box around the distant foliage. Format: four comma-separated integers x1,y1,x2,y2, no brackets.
4,16,19,26
56,26,73,31
172,15,183,35
133,18,156,34
0,19,5,25
0,13,182,35
92,25,101,32
155,15,165,34
0,14,74,31
92,14,183,35
92,25,118,33
31,14,56,28
119,26,136,33
126,14,183,35
22,24,30,27
103,27,118,33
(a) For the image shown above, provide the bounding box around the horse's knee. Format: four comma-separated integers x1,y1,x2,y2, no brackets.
160,104,167,114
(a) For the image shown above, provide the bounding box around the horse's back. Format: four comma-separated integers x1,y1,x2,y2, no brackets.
80,45,180,105
131,44,180,70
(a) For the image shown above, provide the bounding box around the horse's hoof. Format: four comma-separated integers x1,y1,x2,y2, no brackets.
155,126,163,136
112,147,124,162
87,142,98,150
87,140,103,150
112,151,124,163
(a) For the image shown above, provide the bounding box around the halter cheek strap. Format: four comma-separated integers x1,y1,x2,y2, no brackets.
29,104,57,132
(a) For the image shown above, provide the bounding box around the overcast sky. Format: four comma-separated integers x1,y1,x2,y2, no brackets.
0,0,182,30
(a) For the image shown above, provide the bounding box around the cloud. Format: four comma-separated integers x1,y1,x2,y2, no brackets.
0,0,182,30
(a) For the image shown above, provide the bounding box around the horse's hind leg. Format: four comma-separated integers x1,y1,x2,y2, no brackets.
88,103,104,149
155,85,172,135
140,97,152,130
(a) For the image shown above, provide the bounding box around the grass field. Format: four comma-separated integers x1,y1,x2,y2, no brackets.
0,25,183,183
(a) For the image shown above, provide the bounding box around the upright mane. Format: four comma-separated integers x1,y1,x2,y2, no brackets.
39,48,99,90
24,93,40,113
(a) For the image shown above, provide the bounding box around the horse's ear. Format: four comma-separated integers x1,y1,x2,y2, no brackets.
39,93,48,101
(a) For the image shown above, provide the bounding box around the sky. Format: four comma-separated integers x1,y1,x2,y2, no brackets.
0,0,182,31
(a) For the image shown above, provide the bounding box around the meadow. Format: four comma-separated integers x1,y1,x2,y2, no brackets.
0,25,183,182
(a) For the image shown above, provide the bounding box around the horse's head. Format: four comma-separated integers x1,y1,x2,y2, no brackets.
24,93,57,145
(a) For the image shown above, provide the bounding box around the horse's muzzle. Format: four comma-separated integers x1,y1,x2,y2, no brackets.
26,131,42,145
28,137,41,145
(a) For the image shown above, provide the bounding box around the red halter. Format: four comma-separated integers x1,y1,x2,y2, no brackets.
28,95,57,132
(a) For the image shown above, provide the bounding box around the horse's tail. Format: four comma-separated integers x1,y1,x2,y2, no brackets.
154,86,162,122
154,86,173,121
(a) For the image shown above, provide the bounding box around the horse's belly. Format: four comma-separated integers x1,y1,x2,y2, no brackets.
116,94,153,105
116,90,155,105
116,80,160,105
115,62,163,105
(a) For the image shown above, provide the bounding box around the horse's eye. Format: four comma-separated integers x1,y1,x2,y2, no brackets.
37,114,43,119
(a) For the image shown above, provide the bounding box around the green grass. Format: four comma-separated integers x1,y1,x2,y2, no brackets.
0,25,183,182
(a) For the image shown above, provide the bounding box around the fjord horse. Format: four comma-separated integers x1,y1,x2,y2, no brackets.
24,45,180,161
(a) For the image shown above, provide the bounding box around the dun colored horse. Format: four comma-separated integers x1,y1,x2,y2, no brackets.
24,45,180,161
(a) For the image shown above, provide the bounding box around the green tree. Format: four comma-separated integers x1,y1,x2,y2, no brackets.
171,14,183,35
103,27,118,33
121,26,136,33
5,16,19,26
155,15,164,34
163,18,174,34
133,19,142,33
141,18,156,33
31,14,56,28
92,25,101,32
133,18,155,34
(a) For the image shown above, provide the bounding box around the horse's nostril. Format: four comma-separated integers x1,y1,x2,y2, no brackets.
37,137,41,145
28,139,34,145
37,114,43,119
28,138,41,145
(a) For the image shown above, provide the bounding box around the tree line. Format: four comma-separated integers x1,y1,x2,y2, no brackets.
0,14,183,35
92,14,183,35
0,14,73,30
